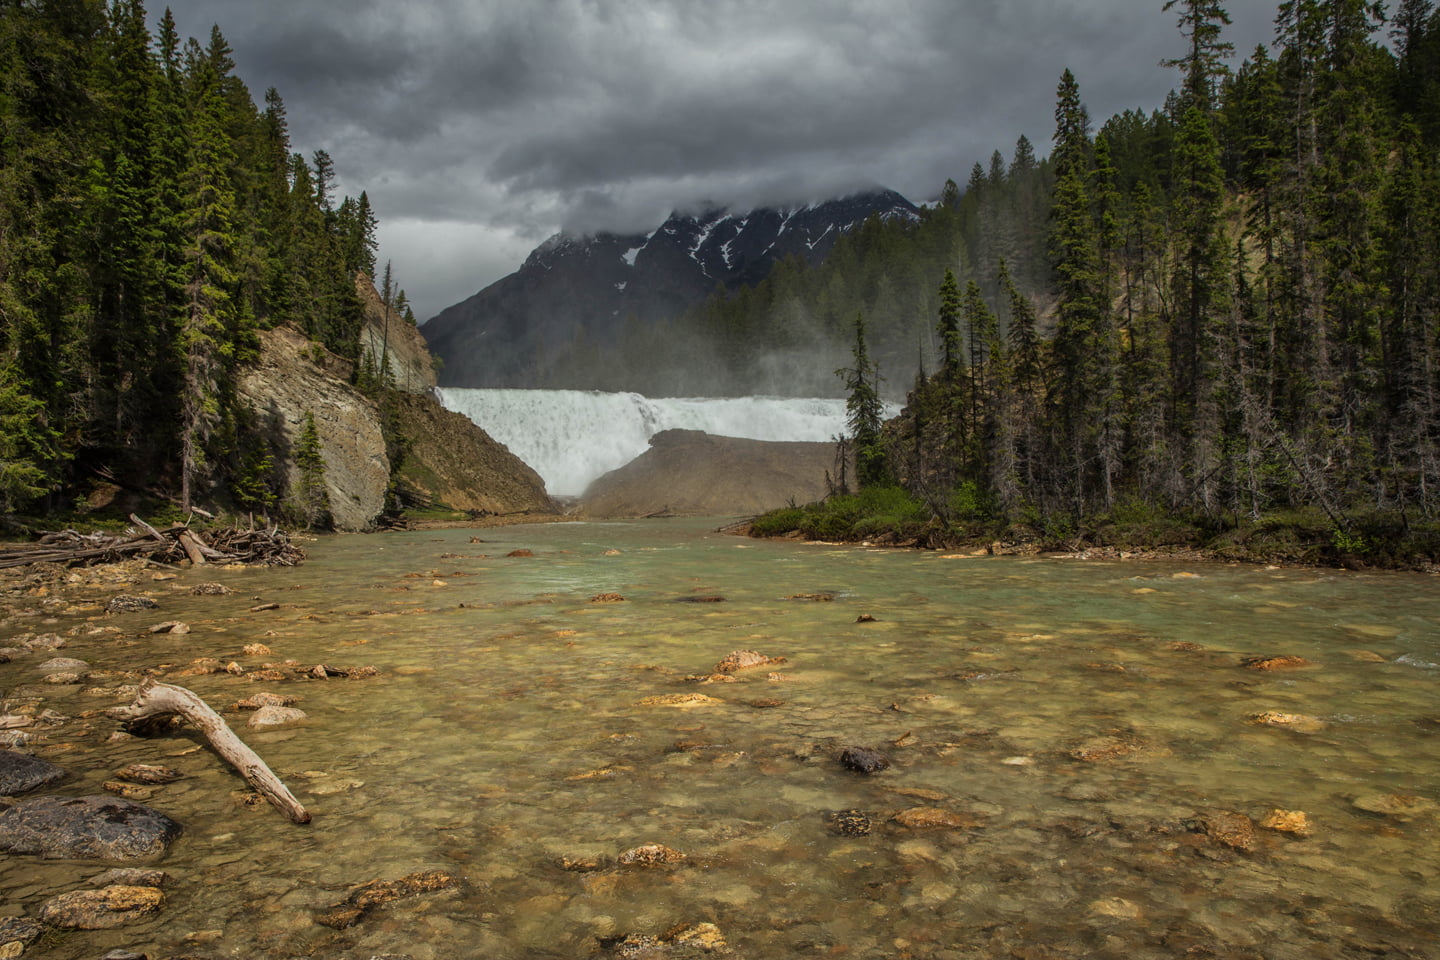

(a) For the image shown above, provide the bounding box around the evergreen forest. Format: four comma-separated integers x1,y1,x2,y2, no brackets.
0,0,413,520
752,0,1440,566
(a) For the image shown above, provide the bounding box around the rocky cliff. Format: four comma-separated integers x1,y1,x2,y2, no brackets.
238,322,556,531
238,326,391,531
579,429,839,519
356,273,437,395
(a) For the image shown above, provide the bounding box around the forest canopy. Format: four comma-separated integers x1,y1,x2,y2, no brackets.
0,0,390,515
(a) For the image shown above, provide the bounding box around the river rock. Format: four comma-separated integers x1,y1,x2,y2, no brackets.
1249,711,1326,733
234,692,296,710
0,918,42,956
1187,811,1257,853
115,763,184,784
839,746,890,774
0,751,67,795
590,593,626,603
1351,793,1438,820
314,870,460,929
191,582,232,595
248,705,308,728
106,596,158,614
617,843,686,865
37,657,88,673
636,693,723,707
147,620,190,634
0,795,182,860
825,810,872,836
892,807,982,829
1259,809,1312,837
713,649,786,673
1241,655,1311,671
39,885,163,929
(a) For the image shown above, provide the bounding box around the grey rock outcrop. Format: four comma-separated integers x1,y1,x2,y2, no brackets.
0,795,183,860
356,272,437,396
238,326,391,531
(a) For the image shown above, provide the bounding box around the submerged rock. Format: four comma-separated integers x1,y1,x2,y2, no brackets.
39,884,163,929
0,917,43,955
617,843,686,866
825,810,872,836
1186,811,1258,853
1240,655,1312,671
891,807,983,829
838,746,890,774
636,693,723,707
115,764,183,785
247,705,308,729
106,595,158,614
590,593,626,603
314,870,460,929
0,795,182,860
190,582,232,596
0,750,67,796
712,650,786,674
1249,711,1326,733
1351,793,1438,821
1259,809,1312,837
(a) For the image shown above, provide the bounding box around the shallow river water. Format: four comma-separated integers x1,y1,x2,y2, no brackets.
2,519,1438,959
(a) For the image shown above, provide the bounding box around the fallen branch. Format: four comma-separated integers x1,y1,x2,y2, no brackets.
0,518,305,569
108,680,311,824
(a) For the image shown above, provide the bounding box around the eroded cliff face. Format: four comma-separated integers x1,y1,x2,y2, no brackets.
356,273,438,396
394,393,556,517
238,326,391,531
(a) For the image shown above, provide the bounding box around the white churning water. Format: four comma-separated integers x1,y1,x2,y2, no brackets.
437,388,897,497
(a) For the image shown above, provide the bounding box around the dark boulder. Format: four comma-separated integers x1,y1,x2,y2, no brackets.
0,750,67,796
0,795,182,860
838,746,890,774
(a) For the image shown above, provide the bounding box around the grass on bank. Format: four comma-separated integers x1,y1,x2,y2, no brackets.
750,485,1440,571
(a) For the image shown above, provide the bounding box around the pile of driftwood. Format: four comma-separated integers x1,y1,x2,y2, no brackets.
0,514,305,570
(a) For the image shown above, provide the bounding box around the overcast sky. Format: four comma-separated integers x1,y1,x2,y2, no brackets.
159,0,1276,322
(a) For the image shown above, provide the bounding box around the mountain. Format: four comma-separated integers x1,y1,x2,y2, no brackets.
421,190,919,392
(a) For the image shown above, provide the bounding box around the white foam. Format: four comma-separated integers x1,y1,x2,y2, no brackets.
439,388,892,497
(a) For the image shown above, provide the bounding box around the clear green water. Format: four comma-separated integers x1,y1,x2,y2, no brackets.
3,519,1438,959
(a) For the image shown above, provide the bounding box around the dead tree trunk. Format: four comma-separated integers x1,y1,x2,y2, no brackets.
108,680,311,824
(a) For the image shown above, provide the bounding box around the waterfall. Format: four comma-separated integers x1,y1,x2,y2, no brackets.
438,388,895,497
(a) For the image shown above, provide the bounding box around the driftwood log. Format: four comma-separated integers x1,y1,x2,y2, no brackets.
108,680,311,824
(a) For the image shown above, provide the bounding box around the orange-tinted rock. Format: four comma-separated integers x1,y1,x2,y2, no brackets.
1259,809,1312,837
1241,656,1311,671
617,843,686,865
892,807,982,829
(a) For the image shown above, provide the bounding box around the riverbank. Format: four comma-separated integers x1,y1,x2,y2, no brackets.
742,488,1440,574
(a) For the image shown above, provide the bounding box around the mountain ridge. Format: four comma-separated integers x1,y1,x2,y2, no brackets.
421,189,919,391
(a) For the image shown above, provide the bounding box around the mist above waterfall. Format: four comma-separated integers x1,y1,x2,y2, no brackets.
439,388,895,497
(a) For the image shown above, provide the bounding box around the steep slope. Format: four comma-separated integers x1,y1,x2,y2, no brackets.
393,393,555,517
579,429,839,519
422,190,918,392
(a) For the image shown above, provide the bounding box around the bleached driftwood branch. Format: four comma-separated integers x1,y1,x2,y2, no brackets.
108,680,311,824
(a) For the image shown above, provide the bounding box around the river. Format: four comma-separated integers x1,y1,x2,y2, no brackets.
3,519,1438,959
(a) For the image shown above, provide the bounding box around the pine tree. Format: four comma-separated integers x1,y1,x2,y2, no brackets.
840,313,887,488
292,409,332,529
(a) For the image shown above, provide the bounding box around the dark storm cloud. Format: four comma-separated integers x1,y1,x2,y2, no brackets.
158,0,1275,320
